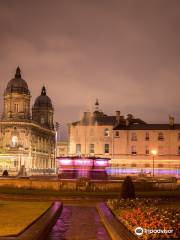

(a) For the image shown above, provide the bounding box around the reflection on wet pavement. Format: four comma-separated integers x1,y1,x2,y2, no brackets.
47,206,111,240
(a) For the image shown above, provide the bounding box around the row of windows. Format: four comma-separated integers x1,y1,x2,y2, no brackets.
75,144,180,155
131,146,180,155
77,128,180,140
76,128,111,137
76,143,110,154
14,103,28,113
112,163,165,168
115,131,180,141
130,132,165,141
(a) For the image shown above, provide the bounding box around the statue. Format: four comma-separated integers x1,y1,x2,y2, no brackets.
17,165,27,178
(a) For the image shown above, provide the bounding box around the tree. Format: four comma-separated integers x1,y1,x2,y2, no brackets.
121,176,135,199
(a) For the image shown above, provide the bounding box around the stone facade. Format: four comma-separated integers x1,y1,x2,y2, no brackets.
68,101,180,176
0,67,55,176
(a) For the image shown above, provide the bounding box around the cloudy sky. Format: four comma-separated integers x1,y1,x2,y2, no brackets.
0,0,180,139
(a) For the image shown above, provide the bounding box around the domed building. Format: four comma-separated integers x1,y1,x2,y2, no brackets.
32,86,54,129
0,67,56,176
2,67,31,120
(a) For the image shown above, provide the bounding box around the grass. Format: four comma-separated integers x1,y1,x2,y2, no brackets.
0,200,51,236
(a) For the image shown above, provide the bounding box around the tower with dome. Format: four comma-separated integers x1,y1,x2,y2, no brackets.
0,67,55,176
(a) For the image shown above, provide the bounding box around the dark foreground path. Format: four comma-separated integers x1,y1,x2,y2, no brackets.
46,205,111,240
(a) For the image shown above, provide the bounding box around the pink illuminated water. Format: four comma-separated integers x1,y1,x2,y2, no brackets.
46,205,110,240
57,157,109,167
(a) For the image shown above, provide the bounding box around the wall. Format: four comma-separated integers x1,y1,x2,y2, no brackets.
0,179,178,192
0,179,121,192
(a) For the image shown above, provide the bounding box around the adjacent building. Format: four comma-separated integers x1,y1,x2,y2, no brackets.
68,100,180,176
0,67,55,176
56,141,68,157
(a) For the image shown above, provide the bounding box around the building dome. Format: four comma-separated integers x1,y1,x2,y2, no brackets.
34,86,53,109
5,67,30,95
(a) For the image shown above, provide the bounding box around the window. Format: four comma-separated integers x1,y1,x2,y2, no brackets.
89,144,94,154
145,146,149,155
104,128,109,137
158,132,164,141
131,132,137,141
76,144,81,154
115,131,120,137
131,145,137,155
12,136,18,147
178,133,180,141
145,132,149,141
158,146,164,155
14,104,19,112
178,146,180,155
104,144,109,153
41,117,45,124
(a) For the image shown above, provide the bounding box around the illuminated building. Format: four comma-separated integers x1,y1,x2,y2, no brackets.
68,101,180,177
0,67,55,175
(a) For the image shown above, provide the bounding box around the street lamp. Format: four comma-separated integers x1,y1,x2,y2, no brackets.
55,122,60,175
151,149,157,178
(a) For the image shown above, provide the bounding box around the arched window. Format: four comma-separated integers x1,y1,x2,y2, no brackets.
41,117,45,124
12,136,18,147
104,128,109,137
14,104,19,112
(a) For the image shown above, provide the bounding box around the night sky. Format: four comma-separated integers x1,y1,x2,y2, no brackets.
0,0,180,139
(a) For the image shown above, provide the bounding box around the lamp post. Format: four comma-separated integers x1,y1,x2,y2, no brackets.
55,122,60,174
151,149,157,178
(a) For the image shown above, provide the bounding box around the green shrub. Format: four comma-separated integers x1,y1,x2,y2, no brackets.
121,176,135,199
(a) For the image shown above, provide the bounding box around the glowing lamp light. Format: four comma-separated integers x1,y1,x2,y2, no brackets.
151,149,157,155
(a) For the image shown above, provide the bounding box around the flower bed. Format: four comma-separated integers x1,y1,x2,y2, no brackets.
107,198,179,239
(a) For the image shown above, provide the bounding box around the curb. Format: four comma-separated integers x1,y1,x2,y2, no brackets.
0,201,63,240
97,203,137,240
